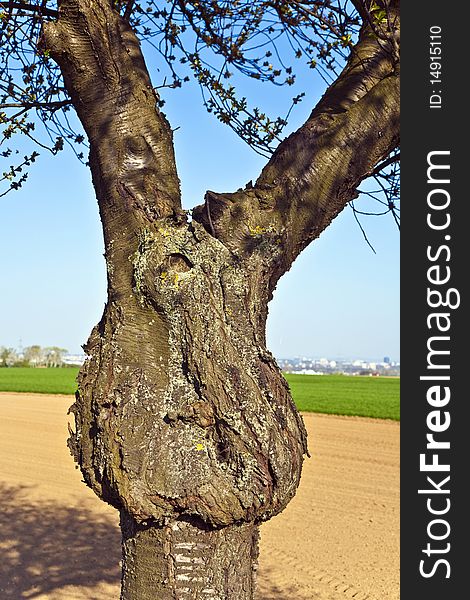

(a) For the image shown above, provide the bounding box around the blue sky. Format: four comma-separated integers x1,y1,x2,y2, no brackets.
0,52,399,362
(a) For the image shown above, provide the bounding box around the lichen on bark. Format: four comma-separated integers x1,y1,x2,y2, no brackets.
70,218,307,526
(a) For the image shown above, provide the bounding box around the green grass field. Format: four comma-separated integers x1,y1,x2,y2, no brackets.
0,368,399,420
0,367,80,395
285,373,400,420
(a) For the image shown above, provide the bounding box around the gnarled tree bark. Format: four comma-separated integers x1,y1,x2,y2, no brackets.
43,1,399,598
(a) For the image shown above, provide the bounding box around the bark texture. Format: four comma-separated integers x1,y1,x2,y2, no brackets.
43,0,399,597
72,217,308,526
121,513,259,600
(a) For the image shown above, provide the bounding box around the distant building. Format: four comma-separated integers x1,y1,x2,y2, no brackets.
278,355,399,377
62,354,86,366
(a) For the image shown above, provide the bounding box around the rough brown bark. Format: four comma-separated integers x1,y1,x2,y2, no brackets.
68,218,307,525
43,1,399,598
121,512,259,600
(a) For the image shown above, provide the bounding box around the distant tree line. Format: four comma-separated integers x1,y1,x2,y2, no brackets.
0,345,68,368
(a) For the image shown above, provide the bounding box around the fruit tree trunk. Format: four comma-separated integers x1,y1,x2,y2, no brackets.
43,1,399,597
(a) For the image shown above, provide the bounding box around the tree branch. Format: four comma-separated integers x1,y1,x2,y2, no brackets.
42,0,183,302
371,151,400,176
43,0,182,223
0,100,71,110
192,2,400,292
123,0,134,22
0,1,59,19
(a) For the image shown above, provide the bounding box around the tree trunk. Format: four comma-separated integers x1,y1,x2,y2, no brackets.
121,512,259,600
69,212,308,528
44,4,307,596
66,212,306,598
43,1,399,597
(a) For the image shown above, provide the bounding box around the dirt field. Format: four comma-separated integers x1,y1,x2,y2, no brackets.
0,393,399,600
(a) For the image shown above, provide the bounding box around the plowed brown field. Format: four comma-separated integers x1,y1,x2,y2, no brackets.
0,393,399,600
